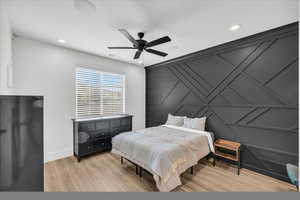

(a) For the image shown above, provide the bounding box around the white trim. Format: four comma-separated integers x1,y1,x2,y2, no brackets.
123,74,126,114
44,147,73,163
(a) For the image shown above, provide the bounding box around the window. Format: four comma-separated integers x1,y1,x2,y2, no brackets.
76,67,125,118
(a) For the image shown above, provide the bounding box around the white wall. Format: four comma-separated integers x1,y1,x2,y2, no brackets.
0,0,13,92
11,37,145,162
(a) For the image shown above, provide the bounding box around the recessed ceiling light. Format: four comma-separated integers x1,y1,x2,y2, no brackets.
58,39,66,44
229,24,240,31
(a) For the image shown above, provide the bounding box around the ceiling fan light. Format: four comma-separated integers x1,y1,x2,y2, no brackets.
74,0,96,13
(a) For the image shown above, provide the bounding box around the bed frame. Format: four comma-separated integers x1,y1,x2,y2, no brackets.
120,155,211,177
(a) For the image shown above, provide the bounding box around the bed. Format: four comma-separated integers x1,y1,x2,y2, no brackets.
111,124,215,191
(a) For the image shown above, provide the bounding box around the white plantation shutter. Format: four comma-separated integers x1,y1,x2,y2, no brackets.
76,67,125,118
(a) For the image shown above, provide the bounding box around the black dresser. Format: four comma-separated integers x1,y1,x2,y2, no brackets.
72,114,133,162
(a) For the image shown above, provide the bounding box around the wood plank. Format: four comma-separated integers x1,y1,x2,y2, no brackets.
214,139,241,150
215,150,238,161
44,153,297,192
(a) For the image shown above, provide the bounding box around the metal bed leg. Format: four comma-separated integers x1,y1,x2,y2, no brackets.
121,156,124,164
213,154,216,167
135,165,138,175
139,167,142,177
190,166,193,175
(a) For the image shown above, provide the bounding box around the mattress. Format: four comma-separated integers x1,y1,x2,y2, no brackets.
112,125,214,191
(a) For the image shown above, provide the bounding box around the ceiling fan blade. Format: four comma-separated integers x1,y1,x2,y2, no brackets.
146,36,171,47
107,47,136,49
74,0,96,13
134,50,142,59
118,29,139,46
145,49,168,57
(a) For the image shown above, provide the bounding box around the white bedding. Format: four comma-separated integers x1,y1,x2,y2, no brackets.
112,125,214,191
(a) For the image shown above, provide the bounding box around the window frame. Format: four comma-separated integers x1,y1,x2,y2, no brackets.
75,67,126,118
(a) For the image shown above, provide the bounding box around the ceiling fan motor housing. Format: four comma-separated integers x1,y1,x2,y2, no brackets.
137,40,147,51
138,32,144,39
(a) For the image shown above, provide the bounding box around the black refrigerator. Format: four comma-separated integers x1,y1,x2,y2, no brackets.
0,96,43,191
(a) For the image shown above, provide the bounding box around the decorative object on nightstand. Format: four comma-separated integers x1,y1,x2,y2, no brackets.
286,163,298,190
214,139,241,175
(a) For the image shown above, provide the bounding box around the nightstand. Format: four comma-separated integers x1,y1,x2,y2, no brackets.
214,139,241,175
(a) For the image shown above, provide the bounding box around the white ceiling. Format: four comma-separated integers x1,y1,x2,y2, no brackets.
4,0,299,66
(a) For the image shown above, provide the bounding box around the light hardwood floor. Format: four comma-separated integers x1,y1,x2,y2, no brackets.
44,152,297,192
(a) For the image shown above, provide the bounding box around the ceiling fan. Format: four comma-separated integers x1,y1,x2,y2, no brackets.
74,0,96,13
108,29,171,59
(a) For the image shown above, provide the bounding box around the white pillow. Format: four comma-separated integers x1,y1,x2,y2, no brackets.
165,114,185,126
183,117,206,131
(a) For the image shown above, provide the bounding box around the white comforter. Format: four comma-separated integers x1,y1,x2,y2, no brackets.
112,125,214,191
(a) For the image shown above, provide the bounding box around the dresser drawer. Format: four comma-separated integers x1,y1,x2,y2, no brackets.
121,125,132,132
79,122,95,131
96,120,110,131
88,130,110,140
73,115,133,161
93,139,112,152
79,143,94,155
121,117,131,126
79,137,111,155
110,119,121,127
110,130,118,137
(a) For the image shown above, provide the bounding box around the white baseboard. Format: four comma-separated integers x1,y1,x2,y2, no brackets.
44,148,73,163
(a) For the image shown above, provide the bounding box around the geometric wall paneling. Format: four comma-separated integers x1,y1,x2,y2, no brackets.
266,60,298,105
206,114,239,141
209,94,231,105
167,66,208,103
211,106,253,124
147,67,178,91
240,146,269,172
231,126,298,154
229,74,284,105
248,144,298,165
219,87,250,105
146,22,298,182
162,82,190,111
242,145,297,181
218,43,260,66
245,33,298,84
174,104,205,118
146,105,167,123
186,56,236,88
249,108,298,130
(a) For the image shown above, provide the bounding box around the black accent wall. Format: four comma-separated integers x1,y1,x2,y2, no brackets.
145,22,298,182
